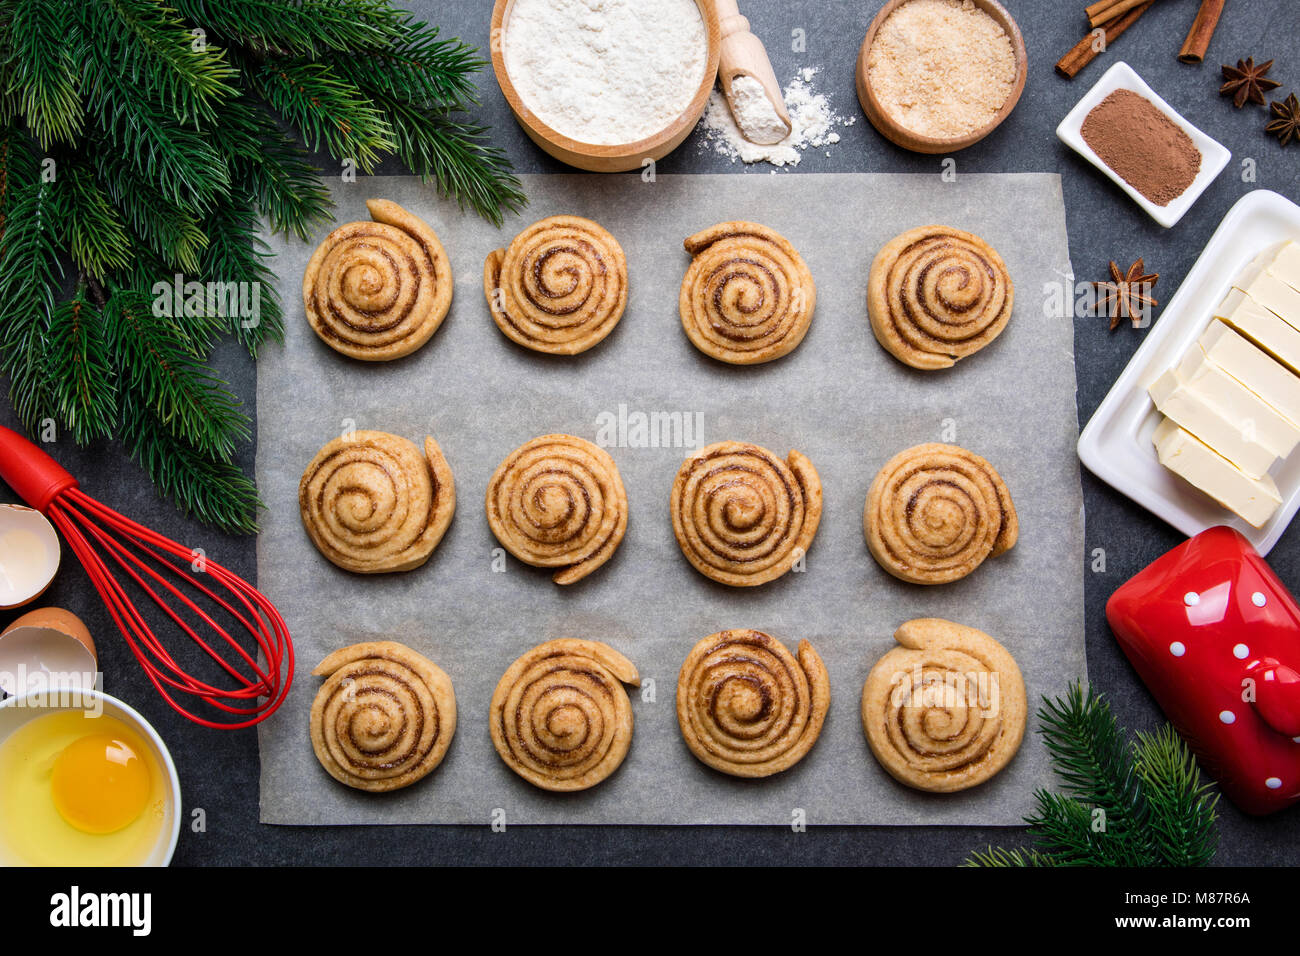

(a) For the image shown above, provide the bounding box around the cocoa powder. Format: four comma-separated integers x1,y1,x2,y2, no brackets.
1080,88,1202,206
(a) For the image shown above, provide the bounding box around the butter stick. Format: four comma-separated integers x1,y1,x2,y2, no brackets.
1214,289,1300,374
1252,240,1300,295
1234,262,1300,329
1148,369,1279,478
1153,418,1282,528
1173,347,1300,456
1199,321,1300,426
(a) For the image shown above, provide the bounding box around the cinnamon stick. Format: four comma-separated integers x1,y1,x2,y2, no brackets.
1178,0,1225,64
1084,0,1124,21
1088,0,1150,29
1057,1,1154,79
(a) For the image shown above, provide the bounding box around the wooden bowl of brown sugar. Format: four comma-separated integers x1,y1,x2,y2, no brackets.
856,0,1028,154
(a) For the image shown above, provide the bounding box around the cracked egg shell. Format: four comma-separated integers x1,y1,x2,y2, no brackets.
0,607,96,696
0,505,60,610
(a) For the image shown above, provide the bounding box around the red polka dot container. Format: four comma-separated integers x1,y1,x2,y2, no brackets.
1107,526,1300,815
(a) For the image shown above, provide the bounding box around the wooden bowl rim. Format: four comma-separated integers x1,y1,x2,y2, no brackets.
490,0,721,161
856,0,1028,153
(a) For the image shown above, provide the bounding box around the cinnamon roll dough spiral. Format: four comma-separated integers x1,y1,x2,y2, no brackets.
484,215,627,355
671,441,822,587
299,430,455,574
861,619,1026,793
865,443,1017,585
490,639,639,792
485,434,628,585
302,199,453,361
679,221,816,365
677,630,830,778
310,641,456,793
868,225,1013,370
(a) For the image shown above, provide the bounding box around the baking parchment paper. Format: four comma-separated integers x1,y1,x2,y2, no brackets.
256,173,1085,825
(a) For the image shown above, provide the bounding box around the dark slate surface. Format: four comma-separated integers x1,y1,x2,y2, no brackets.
4,0,1298,866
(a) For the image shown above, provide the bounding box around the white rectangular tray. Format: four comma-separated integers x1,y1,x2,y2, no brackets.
1077,189,1300,555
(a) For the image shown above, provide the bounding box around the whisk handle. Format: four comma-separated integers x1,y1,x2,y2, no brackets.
0,425,78,512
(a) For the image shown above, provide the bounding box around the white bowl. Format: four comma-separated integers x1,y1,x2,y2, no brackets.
1078,189,1300,555
0,689,181,866
1056,61,1230,229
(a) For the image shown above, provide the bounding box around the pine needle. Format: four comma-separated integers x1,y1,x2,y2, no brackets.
966,684,1220,867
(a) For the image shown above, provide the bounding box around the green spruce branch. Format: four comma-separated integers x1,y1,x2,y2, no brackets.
967,684,1219,867
0,0,523,533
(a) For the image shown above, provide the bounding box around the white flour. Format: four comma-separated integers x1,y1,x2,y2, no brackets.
504,0,708,146
728,74,789,145
698,67,854,168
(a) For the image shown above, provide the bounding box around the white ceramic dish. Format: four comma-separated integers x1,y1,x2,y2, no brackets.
1056,61,1231,228
1078,189,1300,556
0,689,181,866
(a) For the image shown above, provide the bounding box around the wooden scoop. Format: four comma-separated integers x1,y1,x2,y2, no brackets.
714,0,791,145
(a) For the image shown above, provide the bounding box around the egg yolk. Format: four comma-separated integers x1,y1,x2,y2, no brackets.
50,734,150,834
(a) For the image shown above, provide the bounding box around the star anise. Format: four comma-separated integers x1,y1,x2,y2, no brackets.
1091,259,1159,330
1220,57,1282,108
1267,93,1300,147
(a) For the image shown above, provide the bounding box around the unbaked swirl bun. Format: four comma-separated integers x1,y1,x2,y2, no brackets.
490,639,639,791
299,430,455,574
677,630,830,778
302,199,453,361
679,221,816,364
309,641,456,792
485,434,628,585
861,619,1026,793
868,225,1013,370
670,441,822,587
865,443,1017,585
484,215,627,355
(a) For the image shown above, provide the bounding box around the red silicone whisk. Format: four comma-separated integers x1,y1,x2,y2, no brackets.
0,426,293,728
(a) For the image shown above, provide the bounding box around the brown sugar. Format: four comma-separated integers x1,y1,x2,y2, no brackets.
866,0,1018,139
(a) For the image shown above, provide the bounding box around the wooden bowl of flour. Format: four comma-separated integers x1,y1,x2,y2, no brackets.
490,0,720,172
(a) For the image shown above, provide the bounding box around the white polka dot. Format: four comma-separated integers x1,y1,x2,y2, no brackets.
1169,642,1186,657
1293,737,1300,744
1234,644,1250,659
1253,592,1267,607
1184,591,1200,606
1219,710,1236,724
1266,777,1283,789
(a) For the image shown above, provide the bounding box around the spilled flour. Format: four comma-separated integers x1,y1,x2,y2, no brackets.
697,67,855,168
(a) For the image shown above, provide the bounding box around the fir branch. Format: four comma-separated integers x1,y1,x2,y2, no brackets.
199,193,283,355
120,392,261,535
209,92,332,238
62,159,133,278
5,0,83,148
333,18,481,109
103,288,249,462
244,56,395,171
966,685,1220,868
1036,685,1150,850
1132,726,1220,867
0,133,63,432
78,0,238,125
45,292,118,444
0,121,39,252
367,93,524,226
79,41,231,209
93,147,210,274
963,846,1056,867
171,0,407,57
